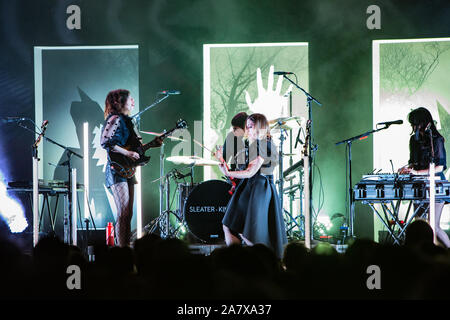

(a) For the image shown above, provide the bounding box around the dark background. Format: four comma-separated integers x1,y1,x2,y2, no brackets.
0,0,449,246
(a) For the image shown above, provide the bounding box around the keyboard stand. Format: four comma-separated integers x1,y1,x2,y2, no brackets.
363,199,438,244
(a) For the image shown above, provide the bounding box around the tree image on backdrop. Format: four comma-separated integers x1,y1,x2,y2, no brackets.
204,43,309,181
373,39,450,238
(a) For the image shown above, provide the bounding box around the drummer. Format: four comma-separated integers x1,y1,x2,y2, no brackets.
219,112,249,175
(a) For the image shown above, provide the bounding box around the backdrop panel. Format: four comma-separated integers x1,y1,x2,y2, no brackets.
203,43,309,234
373,38,450,241
34,46,140,239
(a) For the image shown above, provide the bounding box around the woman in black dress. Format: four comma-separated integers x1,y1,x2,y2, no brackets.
100,89,161,246
218,113,287,258
398,107,450,248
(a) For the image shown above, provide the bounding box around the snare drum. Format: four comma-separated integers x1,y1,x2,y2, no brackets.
183,180,232,243
177,183,198,219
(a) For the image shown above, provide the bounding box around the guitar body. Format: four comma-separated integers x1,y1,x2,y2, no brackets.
108,119,187,179
109,147,151,179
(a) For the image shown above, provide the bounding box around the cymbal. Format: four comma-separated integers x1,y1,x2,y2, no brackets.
166,156,220,166
269,116,303,124
140,130,186,142
269,116,304,130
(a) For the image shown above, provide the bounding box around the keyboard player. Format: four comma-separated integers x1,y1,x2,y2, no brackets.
398,107,450,248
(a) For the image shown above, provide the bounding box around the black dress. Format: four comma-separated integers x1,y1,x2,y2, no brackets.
409,132,447,180
222,131,249,186
222,138,287,259
223,131,248,171
101,113,139,188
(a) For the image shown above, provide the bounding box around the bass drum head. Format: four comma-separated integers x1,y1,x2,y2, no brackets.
184,180,232,243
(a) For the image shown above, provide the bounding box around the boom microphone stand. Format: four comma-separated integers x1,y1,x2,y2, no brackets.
335,123,394,238
426,125,437,244
282,75,321,247
15,119,83,245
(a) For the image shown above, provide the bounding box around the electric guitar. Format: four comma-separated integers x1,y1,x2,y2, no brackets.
110,119,187,178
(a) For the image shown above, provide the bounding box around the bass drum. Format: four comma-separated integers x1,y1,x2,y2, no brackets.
184,180,232,243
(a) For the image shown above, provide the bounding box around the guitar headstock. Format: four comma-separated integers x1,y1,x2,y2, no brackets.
176,119,187,130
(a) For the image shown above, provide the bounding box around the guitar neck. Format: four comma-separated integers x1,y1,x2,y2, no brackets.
142,127,177,152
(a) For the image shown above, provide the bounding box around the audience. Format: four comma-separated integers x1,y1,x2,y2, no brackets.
0,219,449,300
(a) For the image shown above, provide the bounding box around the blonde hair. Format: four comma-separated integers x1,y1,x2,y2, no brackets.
246,113,271,139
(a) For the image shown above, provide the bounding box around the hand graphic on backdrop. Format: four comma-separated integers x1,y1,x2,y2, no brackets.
245,65,293,121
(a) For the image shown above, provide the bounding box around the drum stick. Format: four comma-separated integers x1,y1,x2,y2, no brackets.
192,140,236,192
192,139,215,154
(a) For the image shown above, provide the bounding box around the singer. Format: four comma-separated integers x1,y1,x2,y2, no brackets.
218,113,287,259
398,107,450,248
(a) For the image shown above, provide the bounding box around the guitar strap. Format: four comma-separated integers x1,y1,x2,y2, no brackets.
123,116,142,149
257,138,272,169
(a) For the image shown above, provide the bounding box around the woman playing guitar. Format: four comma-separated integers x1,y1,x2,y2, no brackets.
101,89,162,247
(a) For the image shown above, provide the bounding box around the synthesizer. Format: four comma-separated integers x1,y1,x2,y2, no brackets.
353,174,450,201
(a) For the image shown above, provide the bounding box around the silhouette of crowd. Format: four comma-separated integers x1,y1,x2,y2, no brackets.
0,219,449,300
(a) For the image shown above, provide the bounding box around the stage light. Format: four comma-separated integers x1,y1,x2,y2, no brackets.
83,122,89,220
316,214,332,231
136,166,142,239
0,173,28,233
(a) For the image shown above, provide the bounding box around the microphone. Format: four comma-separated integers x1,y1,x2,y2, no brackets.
158,90,181,95
377,120,403,126
1,117,26,123
273,71,293,75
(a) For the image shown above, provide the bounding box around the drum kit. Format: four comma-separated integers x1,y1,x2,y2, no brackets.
141,115,307,244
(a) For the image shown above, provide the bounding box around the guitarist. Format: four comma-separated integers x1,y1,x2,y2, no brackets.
101,89,162,247
215,112,249,185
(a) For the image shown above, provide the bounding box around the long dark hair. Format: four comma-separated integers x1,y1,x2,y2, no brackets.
104,89,130,119
408,107,443,140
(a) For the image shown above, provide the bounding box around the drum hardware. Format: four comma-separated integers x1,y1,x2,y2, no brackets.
146,168,184,239
269,116,304,131
128,93,180,231
283,172,305,240
192,139,237,195
283,159,304,178
276,124,298,226
270,111,307,242
284,175,296,182
280,74,321,249
176,182,198,220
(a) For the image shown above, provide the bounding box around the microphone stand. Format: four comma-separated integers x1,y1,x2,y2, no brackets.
131,93,173,221
19,121,83,245
335,124,392,239
427,128,437,244
132,94,171,130
282,75,321,247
